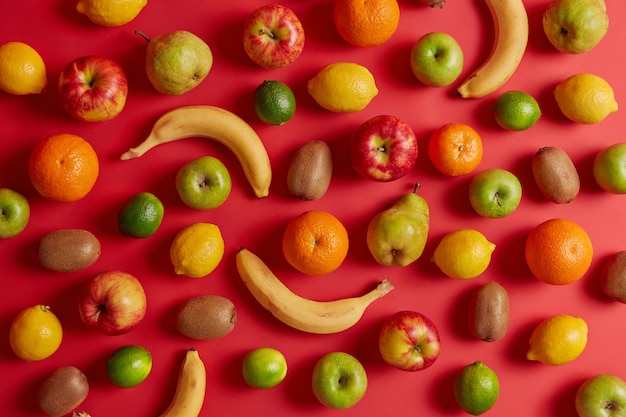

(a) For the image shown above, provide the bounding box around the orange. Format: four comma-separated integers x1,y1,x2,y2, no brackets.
28,133,99,202
334,0,400,47
525,218,593,285
282,210,349,276
428,123,483,176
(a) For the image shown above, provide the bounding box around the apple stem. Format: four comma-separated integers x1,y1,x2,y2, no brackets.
494,192,502,207
134,30,151,43
258,28,276,39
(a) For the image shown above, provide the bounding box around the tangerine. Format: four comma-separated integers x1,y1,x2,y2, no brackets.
525,218,593,285
334,0,400,47
282,210,349,276
428,123,483,176
28,133,99,202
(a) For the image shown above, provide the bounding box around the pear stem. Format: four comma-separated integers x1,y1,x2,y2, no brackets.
413,183,421,194
134,30,151,43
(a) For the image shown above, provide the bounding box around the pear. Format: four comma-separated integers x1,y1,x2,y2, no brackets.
136,30,213,95
366,184,430,267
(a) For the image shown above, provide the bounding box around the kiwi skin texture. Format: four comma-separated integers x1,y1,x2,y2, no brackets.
38,366,89,417
37,229,101,272
468,281,510,342
532,146,580,204
601,250,626,303
287,140,333,201
176,295,237,340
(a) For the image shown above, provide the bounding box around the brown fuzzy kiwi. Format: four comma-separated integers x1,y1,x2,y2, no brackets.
176,295,237,340
601,250,626,303
287,140,333,201
531,146,580,204
38,366,89,417
468,281,510,342
37,229,101,272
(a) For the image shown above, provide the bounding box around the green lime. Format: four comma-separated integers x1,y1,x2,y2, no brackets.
118,192,164,238
242,347,287,389
253,80,296,125
106,345,152,388
454,361,500,415
493,90,541,131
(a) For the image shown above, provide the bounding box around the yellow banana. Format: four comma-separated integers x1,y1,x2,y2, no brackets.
159,348,206,417
235,248,394,334
120,105,272,198
457,0,529,98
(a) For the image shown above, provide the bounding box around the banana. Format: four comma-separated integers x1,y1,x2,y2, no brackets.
159,348,206,417
457,0,529,98
236,248,394,334
120,105,272,198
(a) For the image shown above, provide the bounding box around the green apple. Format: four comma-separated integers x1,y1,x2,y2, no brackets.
410,32,464,87
175,156,232,210
469,168,522,218
542,0,609,54
575,374,626,417
593,143,626,194
311,352,367,410
0,188,30,238
366,185,429,266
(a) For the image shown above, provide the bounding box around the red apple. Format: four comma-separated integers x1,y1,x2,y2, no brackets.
58,55,128,122
243,4,305,69
350,115,418,181
78,270,147,335
378,310,441,371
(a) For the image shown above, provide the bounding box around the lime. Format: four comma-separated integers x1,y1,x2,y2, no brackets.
118,192,164,238
242,347,287,389
169,222,225,278
254,80,296,125
0,41,47,95
9,304,62,362
432,229,495,279
106,345,152,388
454,361,500,415
493,91,541,131
554,73,618,124
527,314,587,365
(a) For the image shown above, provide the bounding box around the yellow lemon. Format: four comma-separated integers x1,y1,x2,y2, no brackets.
76,0,147,27
170,222,225,278
527,314,587,366
307,62,378,113
9,305,63,362
432,229,495,279
0,42,47,95
554,73,618,124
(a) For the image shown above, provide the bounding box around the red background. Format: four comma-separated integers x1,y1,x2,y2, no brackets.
1,0,625,416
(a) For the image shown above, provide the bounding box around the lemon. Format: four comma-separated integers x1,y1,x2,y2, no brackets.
254,80,296,125
0,42,47,95
554,73,618,124
118,192,164,238
527,314,587,366
242,347,288,389
76,0,147,27
432,229,495,279
106,345,153,388
493,90,541,131
9,305,62,362
454,361,500,415
307,62,378,113
170,222,225,278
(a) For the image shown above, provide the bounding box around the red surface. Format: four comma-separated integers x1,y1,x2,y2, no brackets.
1,1,624,416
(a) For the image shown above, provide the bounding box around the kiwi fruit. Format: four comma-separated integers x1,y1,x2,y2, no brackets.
37,229,101,272
176,294,237,340
468,281,509,342
38,366,89,417
531,146,580,204
286,140,333,201
601,250,626,303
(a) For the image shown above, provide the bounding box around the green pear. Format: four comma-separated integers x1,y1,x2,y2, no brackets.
366,186,430,267
136,30,213,95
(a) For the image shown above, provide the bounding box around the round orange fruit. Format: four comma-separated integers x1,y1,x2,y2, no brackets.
282,210,349,276
428,123,483,176
28,133,99,202
334,0,400,47
525,218,593,285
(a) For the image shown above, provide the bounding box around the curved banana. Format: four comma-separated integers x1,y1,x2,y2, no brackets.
236,248,394,334
457,0,529,98
159,348,206,417
120,105,272,198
